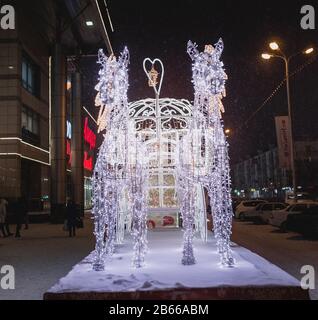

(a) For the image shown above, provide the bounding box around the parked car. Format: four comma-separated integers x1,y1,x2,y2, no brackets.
269,203,318,231
286,205,318,237
235,200,267,219
232,197,242,211
285,192,316,205
242,202,287,224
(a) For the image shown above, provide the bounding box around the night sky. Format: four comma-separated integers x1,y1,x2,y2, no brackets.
83,0,318,164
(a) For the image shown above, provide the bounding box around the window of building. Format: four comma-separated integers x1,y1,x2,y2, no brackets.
21,106,40,136
22,53,40,97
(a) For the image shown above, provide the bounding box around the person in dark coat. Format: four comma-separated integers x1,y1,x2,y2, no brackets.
66,200,77,237
24,200,29,230
0,198,8,237
4,199,13,237
0,198,13,237
15,197,27,238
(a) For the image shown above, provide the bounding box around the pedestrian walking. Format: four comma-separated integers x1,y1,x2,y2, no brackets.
66,200,77,237
4,199,13,236
0,197,9,237
15,197,27,238
23,198,29,230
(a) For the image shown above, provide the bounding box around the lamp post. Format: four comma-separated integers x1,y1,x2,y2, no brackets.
262,42,314,202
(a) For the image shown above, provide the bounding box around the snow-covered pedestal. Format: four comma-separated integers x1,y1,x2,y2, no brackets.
44,230,308,300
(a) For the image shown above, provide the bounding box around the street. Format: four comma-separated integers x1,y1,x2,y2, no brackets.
232,220,318,300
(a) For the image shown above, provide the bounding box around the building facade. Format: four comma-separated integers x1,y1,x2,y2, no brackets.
0,3,51,212
0,0,112,220
231,141,318,200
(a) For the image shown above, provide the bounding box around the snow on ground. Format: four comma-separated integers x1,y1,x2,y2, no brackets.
48,229,300,294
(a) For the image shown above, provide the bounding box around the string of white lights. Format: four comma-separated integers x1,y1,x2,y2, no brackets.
176,39,235,267
240,53,318,130
92,47,149,271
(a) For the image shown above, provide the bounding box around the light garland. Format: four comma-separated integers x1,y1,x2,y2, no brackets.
176,39,235,267
92,48,148,270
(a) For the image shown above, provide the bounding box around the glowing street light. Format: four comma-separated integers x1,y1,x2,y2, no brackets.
261,53,272,60
269,42,279,50
305,47,314,54
225,129,231,135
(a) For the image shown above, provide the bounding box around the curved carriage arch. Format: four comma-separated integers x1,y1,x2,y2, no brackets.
128,98,207,239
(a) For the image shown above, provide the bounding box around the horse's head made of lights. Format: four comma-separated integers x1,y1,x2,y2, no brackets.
187,38,227,97
95,47,130,132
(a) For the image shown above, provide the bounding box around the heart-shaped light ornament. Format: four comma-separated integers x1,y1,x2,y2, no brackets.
142,58,164,96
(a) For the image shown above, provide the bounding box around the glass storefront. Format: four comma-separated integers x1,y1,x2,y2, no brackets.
84,176,92,210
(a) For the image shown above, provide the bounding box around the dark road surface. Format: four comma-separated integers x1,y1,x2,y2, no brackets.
232,220,318,299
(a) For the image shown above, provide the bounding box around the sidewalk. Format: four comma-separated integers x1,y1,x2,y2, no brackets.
0,214,94,300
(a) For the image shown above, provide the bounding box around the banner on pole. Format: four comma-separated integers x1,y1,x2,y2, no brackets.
275,116,291,169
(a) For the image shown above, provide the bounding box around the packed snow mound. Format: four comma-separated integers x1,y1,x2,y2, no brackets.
48,230,299,293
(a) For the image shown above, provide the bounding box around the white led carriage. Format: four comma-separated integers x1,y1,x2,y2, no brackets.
92,39,235,271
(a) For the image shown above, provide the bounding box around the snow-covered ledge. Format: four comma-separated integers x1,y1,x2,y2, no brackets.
44,230,309,300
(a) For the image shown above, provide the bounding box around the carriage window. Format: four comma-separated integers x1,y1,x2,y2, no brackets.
130,98,194,229
148,188,160,207
163,175,175,186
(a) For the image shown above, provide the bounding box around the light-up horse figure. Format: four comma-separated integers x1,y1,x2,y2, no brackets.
92,48,148,271
176,39,235,267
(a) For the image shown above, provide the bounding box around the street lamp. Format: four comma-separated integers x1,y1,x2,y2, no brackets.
269,42,279,51
305,47,314,54
261,53,271,60
261,42,314,202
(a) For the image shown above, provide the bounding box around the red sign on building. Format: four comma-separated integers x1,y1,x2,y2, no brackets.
83,117,96,171
66,116,96,171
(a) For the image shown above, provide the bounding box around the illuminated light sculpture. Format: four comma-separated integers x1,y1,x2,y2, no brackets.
176,39,235,266
92,39,235,271
92,48,148,270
